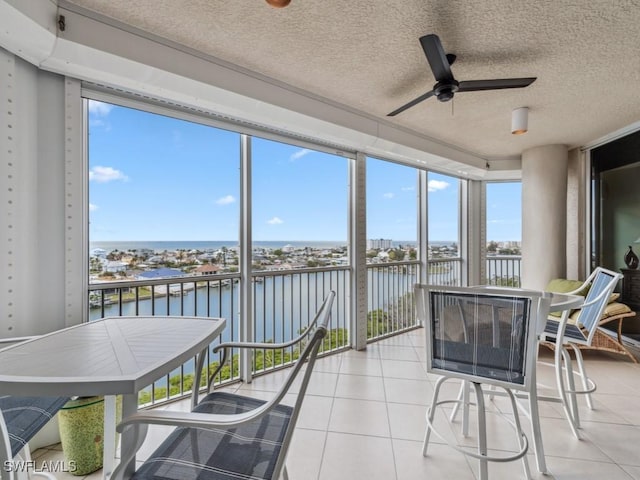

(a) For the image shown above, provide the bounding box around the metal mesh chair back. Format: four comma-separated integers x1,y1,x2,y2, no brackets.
417,285,549,392
578,268,620,335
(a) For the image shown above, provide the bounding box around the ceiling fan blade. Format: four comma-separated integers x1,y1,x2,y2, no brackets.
419,34,454,82
457,77,537,92
387,90,436,116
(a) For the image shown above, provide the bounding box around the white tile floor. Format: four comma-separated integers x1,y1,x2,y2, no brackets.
32,328,640,479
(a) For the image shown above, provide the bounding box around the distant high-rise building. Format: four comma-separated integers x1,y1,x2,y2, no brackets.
367,238,393,249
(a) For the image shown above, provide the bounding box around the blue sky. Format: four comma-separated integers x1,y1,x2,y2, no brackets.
486,182,522,242
88,101,521,243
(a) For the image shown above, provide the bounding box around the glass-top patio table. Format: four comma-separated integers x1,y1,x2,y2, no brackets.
0,315,226,479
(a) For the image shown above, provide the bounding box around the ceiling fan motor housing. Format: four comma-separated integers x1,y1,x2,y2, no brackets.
434,80,459,102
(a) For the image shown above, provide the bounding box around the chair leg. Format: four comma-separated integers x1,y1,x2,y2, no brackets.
470,382,489,480
425,379,532,479
570,344,594,410
561,346,581,429
554,342,581,439
461,380,471,437
449,380,472,437
449,380,464,422
423,376,446,456
505,389,531,480
14,445,58,480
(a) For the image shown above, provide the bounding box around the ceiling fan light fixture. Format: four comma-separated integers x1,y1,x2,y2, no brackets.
511,107,529,135
265,0,291,7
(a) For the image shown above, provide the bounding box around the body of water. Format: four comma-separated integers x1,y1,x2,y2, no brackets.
89,266,415,360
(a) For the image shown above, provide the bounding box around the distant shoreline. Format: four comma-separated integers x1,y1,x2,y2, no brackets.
89,239,423,252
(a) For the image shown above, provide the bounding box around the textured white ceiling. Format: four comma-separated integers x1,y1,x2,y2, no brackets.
64,0,640,159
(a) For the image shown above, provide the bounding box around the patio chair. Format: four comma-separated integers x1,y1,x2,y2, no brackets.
111,290,336,480
541,267,622,438
415,284,551,480
0,337,70,480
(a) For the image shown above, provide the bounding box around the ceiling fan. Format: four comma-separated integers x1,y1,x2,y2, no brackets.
387,34,536,116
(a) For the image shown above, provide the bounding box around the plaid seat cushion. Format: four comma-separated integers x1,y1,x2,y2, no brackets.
0,395,70,457
132,391,293,480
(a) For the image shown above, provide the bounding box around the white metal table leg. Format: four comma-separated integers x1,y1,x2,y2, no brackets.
527,361,547,474
102,395,117,480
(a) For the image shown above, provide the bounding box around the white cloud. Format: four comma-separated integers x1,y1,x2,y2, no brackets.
88,100,113,117
89,203,98,212
290,149,311,161
216,195,236,205
401,186,415,191
383,192,395,199
89,166,129,183
428,180,450,192
267,217,284,225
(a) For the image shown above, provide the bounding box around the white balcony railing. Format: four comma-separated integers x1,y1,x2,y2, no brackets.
486,255,522,287
367,261,420,341
87,255,521,405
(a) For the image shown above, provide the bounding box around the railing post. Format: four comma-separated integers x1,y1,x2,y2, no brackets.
239,134,253,382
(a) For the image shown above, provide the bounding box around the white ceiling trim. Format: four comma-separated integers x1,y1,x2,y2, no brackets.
0,0,57,66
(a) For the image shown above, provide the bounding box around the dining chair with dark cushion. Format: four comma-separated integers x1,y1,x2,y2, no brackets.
111,291,336,480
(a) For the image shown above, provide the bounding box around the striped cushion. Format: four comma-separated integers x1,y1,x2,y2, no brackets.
0,396,69,457
132,391,293,480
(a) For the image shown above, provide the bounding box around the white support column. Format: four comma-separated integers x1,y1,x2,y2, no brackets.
566,148,588,280
465,179,484,286
239,134,253,381
521,144,569,289
350,153,367,350
418,169,429,285
64,78,86,326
